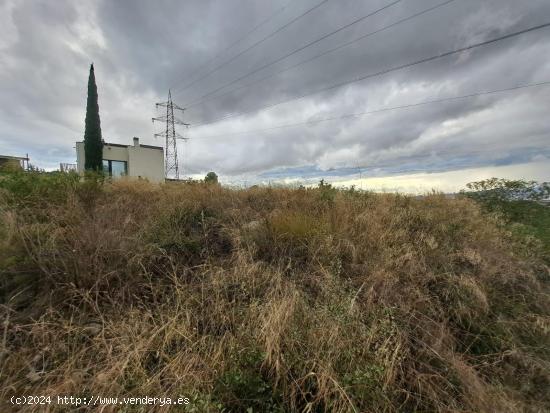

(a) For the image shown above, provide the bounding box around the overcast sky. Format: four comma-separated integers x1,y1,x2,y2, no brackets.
1,0,549,190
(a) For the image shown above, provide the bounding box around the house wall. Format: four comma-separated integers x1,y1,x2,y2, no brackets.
103,145,129,162
0,158,23,171
76,142,85,174
128,146,164,183
76,141,164,183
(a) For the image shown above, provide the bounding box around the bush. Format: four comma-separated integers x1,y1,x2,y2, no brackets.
0,169,80,208
205,171,219,184
462,178,550,259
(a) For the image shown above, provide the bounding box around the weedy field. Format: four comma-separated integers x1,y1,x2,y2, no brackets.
0,172,549,412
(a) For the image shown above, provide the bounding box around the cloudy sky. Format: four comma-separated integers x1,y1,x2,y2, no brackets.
1,0,549,192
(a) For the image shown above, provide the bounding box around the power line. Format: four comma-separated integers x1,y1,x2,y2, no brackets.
190,80,550,139
185,0,456,110
182,0,404,107
169,1,291,90
171,0,331,96
190,22,550,128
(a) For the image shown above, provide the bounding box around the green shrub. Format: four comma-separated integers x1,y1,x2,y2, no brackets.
462,178,550,258
317,179,337,203
215,349,283,412
0,170,80,208
146,206,232,263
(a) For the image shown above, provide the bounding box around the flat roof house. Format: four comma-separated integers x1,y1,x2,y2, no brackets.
0,154,29,171
76,137,164,183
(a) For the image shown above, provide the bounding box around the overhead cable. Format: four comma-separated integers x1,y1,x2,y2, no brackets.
190,22,550,128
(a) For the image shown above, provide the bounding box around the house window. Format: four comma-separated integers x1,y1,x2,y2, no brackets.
102,160,127,177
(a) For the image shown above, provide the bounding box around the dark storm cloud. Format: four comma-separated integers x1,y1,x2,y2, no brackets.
0,0,549,180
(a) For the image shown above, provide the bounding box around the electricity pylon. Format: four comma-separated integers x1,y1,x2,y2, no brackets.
152,90,189,179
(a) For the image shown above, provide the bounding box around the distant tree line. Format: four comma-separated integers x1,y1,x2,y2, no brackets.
461,178,550,205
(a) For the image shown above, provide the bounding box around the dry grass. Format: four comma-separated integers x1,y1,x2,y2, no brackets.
1,177,549,412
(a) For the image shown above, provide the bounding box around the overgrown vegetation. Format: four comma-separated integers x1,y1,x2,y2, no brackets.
461,178,550,259
1,171,549,412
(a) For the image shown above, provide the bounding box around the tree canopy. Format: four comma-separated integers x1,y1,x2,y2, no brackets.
205,171,218,184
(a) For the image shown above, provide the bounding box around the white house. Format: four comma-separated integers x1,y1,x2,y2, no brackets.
76,137,164,183
0,154,29,171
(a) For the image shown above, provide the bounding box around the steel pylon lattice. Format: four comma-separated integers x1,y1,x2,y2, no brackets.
152,90,189,179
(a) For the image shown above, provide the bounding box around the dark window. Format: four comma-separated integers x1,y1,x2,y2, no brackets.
102,160,127,177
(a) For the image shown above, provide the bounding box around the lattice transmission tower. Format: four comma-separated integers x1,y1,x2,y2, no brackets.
152,90,190,179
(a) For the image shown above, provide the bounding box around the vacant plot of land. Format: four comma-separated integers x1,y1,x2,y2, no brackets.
1,174,549,412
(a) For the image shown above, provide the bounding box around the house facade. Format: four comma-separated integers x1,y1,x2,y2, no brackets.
0,154,29,171
76,137,164,183
0,155,29,170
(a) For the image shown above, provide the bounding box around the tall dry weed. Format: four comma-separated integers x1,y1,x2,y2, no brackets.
0,181,549,412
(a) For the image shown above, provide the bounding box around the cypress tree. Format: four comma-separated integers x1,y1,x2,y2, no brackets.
84,63,103,171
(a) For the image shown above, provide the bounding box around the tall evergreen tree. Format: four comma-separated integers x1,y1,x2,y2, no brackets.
84,63,103,171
